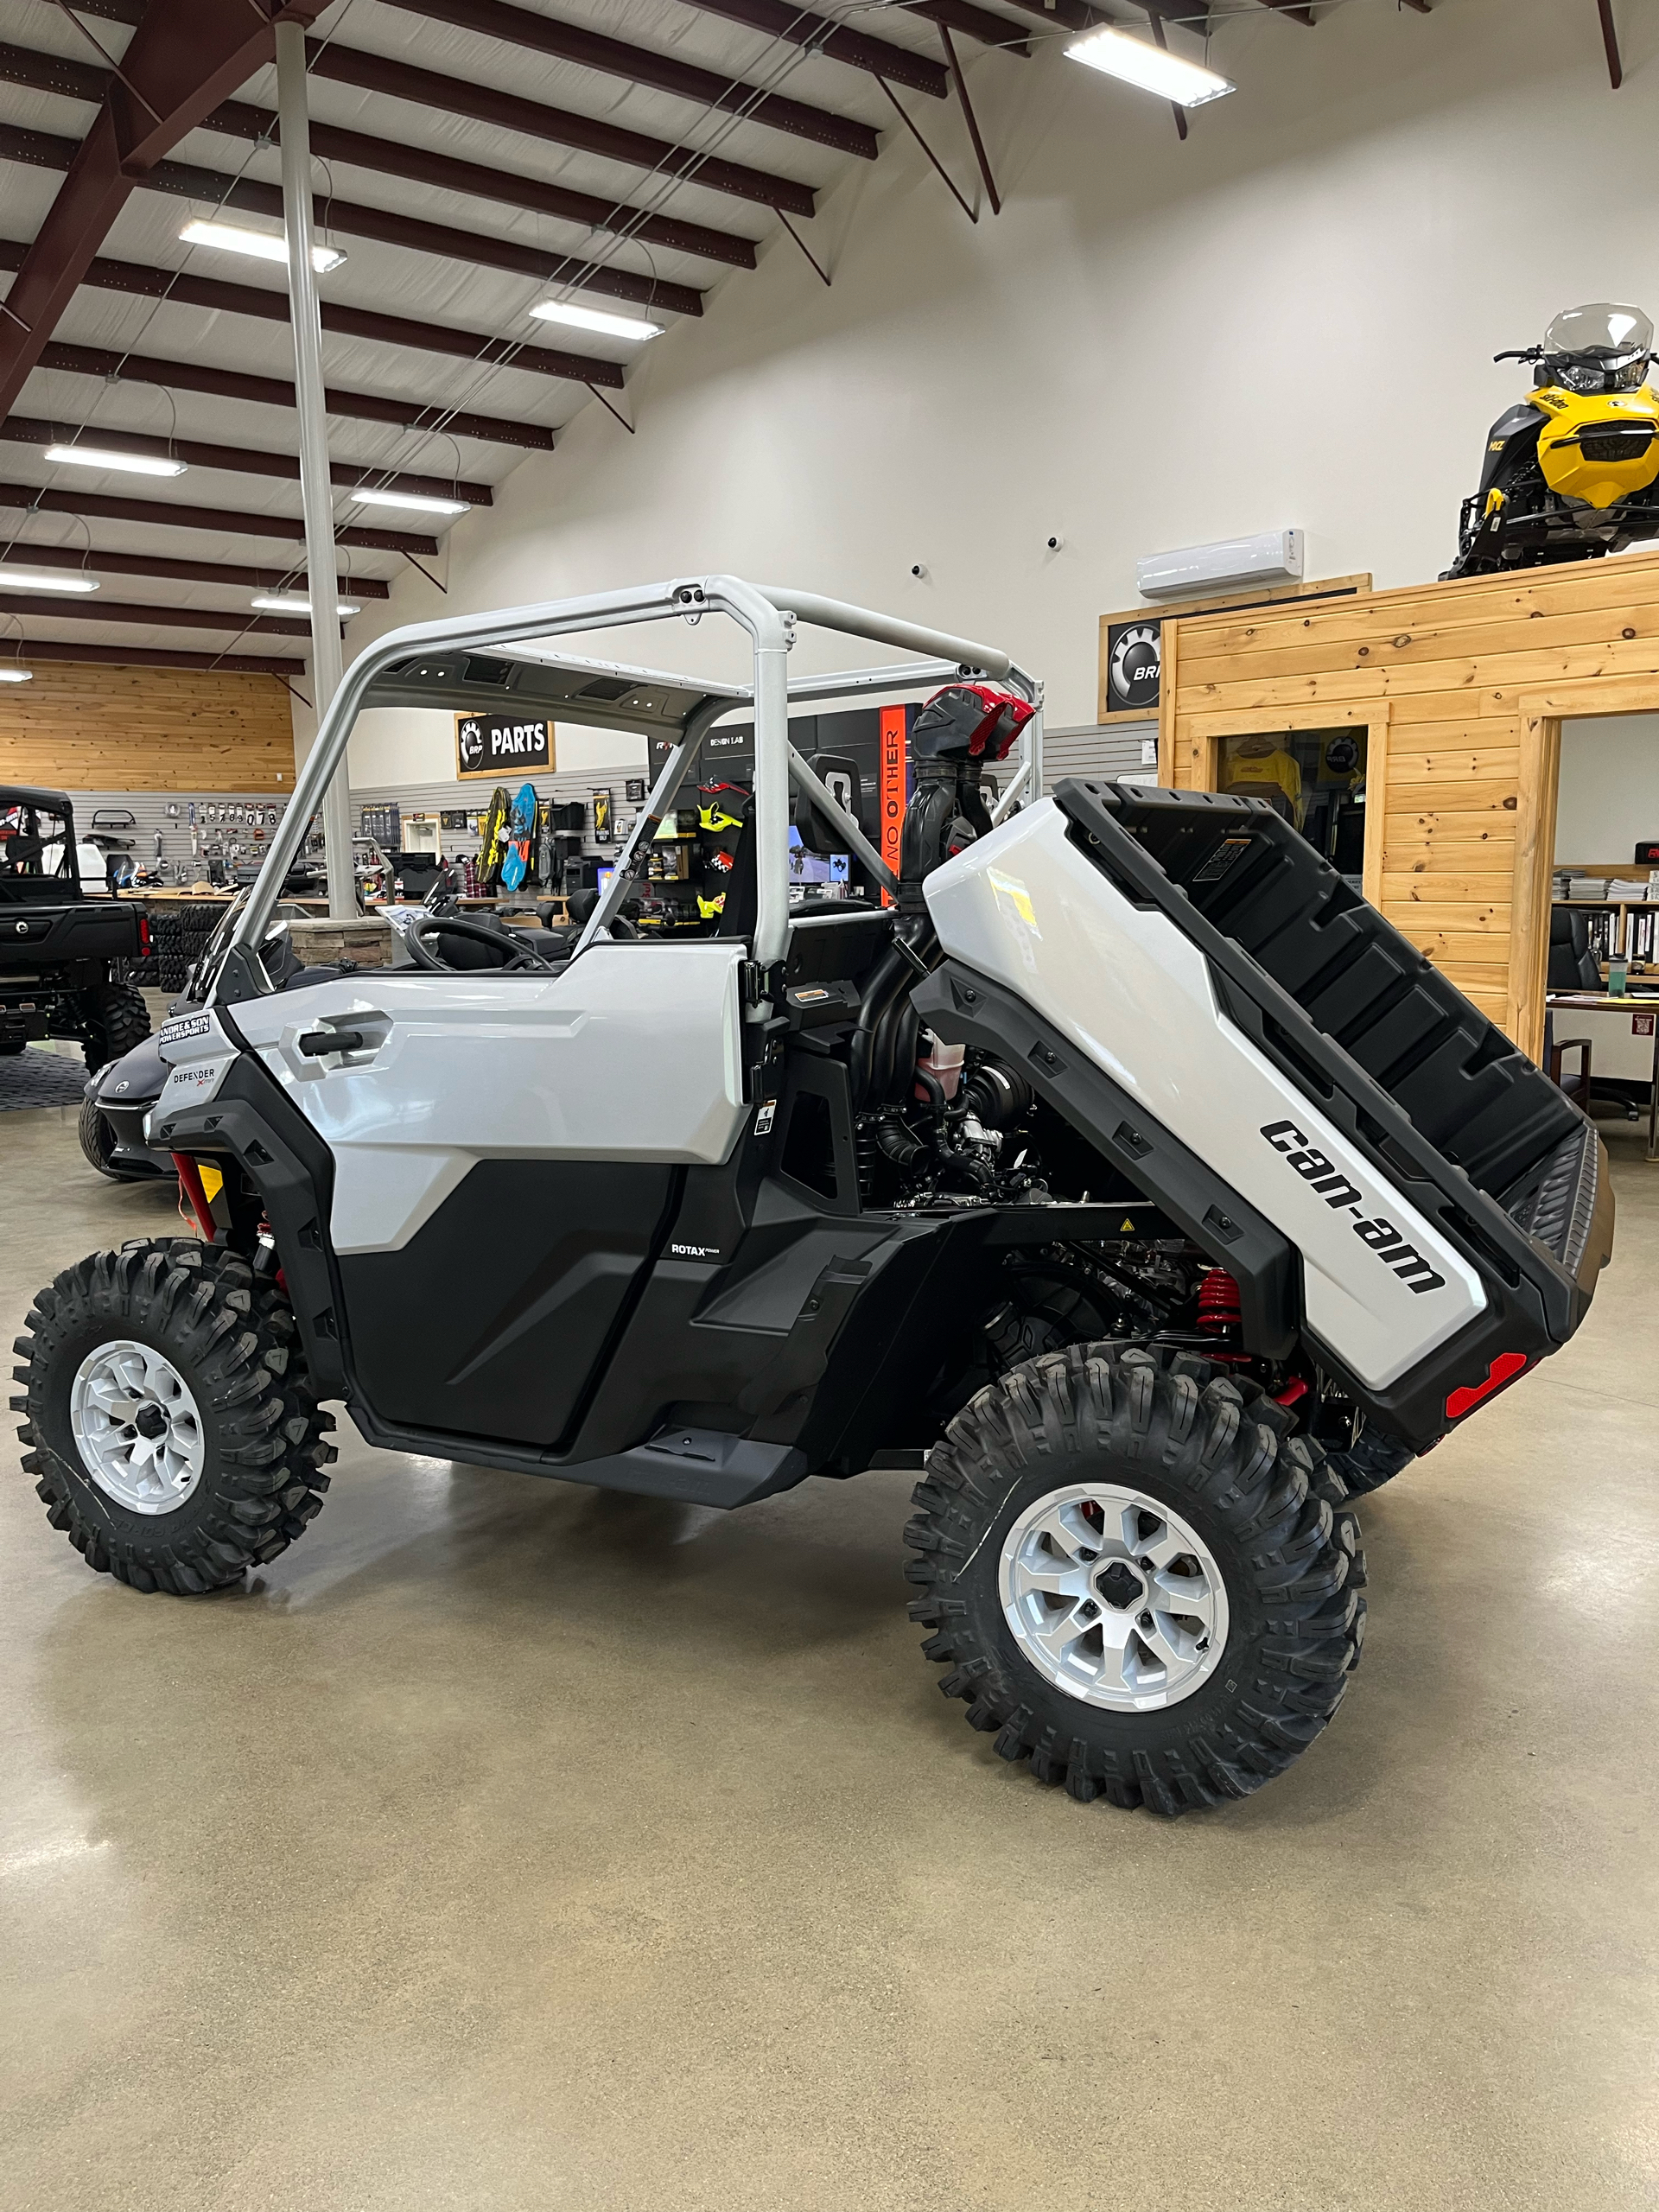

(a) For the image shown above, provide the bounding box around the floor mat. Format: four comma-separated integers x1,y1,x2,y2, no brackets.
0,1046,89,1111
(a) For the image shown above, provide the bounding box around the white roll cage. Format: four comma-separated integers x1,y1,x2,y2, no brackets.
223,575,1040,999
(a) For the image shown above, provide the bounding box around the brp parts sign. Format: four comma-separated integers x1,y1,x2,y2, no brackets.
455,712,555,779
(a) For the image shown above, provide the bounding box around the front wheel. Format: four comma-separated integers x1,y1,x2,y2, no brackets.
905,1344,1365,1816
11,1240,335,1593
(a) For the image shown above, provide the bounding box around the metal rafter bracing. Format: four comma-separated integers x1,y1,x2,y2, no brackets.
8,636,302,674
303,36,817,217
0,239,628,391
1596,0,1622,91
0,541,389,596
0,37,760,270
0,416,493,505
675,0,949,96
0,480,438,555
0,0,330,417
39,341,556,452
0,588,314,636
0,118,706,320
376,0,879,159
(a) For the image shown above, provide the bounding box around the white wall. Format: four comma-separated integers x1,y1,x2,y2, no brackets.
301,0,1659,772
1555,715,1659,865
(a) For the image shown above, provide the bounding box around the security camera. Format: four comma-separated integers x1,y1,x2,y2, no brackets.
1045,534,1065,553
909,562,927,579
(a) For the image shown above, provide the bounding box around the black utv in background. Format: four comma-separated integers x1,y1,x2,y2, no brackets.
0,787,149,1071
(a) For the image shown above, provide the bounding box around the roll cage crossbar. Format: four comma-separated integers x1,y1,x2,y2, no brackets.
219,576,1040,1000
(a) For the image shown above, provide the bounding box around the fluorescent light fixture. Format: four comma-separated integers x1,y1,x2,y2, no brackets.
45,442,186,478
251,594,360,616
530,300,664,342
0,668,34,683
180,219,346,273
351,487,469,516
0,569,99,594
1066,26,1235,108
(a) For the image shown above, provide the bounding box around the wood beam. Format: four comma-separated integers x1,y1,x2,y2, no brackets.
2,417,494,507
375,0,880,159
0,480,438,556
0,541,388,597
0,239,627,391
0,589,313,637
0,0,329,417
7,636,303,675
0,41,759,272
39,342,556,454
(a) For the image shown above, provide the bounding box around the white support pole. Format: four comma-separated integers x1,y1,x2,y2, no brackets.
276,22,354,919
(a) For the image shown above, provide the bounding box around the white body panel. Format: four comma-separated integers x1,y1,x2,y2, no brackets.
228,941,748,1255
924,802,1485,1389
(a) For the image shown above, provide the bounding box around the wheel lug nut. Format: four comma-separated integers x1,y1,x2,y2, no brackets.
1077,1548,1097,1561
1138,1611,1153,1630
1077,1599,1098,1619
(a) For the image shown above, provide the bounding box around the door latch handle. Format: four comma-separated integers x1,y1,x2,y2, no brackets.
296,1028,365,1056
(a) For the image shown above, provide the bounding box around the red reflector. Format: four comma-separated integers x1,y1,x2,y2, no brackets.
1445,1351,1529,1421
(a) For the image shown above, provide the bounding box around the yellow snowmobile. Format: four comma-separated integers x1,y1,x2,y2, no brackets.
1447,302,1659,578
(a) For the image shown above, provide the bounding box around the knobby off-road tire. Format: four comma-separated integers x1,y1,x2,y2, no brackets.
1324,1421,1419,1497
12,1239,335,1594
905,1343,1366,1817
76,981,150,1075
77,1091,134,1182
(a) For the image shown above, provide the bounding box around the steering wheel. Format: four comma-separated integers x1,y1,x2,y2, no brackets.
404,912,559,973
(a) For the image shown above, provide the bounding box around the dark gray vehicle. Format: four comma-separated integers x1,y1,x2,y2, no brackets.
1,786,149,1071
12,581,1614,1818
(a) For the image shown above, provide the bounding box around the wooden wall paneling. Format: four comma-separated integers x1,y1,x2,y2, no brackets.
0,660,295,791
1101,573,1372,727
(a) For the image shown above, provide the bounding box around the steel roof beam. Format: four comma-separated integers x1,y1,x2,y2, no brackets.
0,110,707,317
0,0,330,417
2,416,493,506
0,41,759,272
677,1,947,92
0,540,388,598
8,636,303,675
304,38,817,218
0,239,628,391
39,341,556,453
0,480,439,556
377,0,879,158
0,588,314,636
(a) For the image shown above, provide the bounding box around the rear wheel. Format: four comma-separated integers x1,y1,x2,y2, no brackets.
11,1239,335,1594
905,1343,1365,1816
75,981,150,1074
1324,1420,1418,1497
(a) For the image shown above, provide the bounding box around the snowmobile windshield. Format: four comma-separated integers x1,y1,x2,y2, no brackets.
1545,302,1654,391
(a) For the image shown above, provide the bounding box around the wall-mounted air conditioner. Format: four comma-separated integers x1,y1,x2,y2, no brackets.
1136,529,1303,599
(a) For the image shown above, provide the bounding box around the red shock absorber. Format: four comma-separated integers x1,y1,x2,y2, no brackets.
1197,1267,1242,1336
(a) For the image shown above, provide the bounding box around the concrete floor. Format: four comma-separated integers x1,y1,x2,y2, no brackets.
3,1102,1657,2212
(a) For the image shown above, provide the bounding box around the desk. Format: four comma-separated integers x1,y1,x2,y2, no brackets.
1548,993,1659,1159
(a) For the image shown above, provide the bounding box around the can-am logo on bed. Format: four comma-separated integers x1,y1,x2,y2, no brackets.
454,713,554,779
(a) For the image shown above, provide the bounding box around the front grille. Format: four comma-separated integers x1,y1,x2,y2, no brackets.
1578,427,1655,462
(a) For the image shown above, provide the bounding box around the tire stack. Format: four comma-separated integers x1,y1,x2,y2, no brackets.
143,903,224,997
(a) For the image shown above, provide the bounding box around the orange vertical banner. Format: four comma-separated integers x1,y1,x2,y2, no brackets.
879,704,906,900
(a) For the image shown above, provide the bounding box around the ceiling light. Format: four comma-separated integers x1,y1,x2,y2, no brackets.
530,300,664,342
0,569,99,594
45,443,187,478
180,219,346,274
1066,27,1235,108
0,668,34,683
251,594,361,616
351,488,469,516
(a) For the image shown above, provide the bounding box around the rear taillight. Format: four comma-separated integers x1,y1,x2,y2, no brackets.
137,916,152,955
1445,1351,1529,1421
